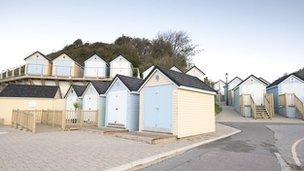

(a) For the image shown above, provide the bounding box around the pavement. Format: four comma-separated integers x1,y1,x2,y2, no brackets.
266,124,304,168
142,106,304,171
216,106,304,124
0,123,239,170
142,122,282,171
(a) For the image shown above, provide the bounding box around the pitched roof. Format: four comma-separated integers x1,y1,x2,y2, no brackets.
233,75,269,90
53,53,84,68
24,51,51,61
170,66,183,72
91,81,112,95
115,75,144,92
215,80,225,84
0,84,59,98
71,85,87,96
186,65,205,75
83,53,108,65
144,66,216,93
267,70,304,88
259,77,270,85
228,77,242,85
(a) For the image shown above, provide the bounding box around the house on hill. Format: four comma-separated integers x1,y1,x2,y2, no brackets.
84,54,108,78
185,65,205,81
267,72,304,118
52,53,83,77
170,66,182,72
109,55,133,78
24,51,52,76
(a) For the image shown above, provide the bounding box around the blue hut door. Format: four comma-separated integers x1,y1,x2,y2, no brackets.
143,85,172,133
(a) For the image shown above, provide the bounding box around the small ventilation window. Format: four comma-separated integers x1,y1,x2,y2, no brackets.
155,75,160,81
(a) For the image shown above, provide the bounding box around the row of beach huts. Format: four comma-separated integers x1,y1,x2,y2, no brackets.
0,64,215,138
214,71,304,119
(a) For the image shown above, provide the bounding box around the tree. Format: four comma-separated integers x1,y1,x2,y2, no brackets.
156,31,200,62
73,39,83,47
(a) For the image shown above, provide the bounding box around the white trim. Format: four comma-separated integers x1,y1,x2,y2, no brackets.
52,53,83,68
138,69,179,91
109,55,131,65
104,77,132,95
179,86,217,95
81,82,100,97
84,54,107,65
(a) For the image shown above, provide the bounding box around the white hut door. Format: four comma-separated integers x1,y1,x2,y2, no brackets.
108,91,127,125
83,95,98,122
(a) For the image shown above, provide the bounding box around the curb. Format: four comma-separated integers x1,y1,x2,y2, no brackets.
106,128,241,171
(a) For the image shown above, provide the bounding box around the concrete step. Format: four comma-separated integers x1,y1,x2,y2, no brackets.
107,123,125,129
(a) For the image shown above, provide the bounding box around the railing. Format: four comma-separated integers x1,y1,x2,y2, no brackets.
264,94,274,118
279,93,296,107
250,96,257,119
240,94,257,119
64,110,98,129
279,93,304,120
294,95,304,119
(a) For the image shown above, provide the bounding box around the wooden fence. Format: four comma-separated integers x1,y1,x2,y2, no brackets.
11,109,98,133
12,110,37,133
264,94,275,118
64,110,98,129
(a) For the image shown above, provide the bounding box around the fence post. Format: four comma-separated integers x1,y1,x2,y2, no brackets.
33,112,36,133
52,110,55,127
61,110,66,130
80,110,83,128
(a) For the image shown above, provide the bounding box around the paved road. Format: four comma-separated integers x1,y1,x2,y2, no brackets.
266,124,304,168
142,123,297,171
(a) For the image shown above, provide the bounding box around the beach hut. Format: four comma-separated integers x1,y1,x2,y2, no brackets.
185,65,205,81
227,77,243,106
267,72,304,118
84,54,107,78
105,75,143,131
233,75,270,118
24,51,52,76
65,85,87,110
139,66,216,138
52,53,83,77
82,81,111,127
109,55,133,78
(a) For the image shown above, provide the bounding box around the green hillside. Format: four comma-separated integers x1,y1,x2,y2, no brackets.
46,31,199,75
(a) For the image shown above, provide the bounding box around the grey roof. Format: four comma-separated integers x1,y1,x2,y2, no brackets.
267,69,304,88
91,81,111,95
146,66,216,93
0,84,59,98
71,85,87,96
186,65,205,75
115,75,144,92
233,75,269,90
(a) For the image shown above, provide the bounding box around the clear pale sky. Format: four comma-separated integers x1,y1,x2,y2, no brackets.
0,0,303,82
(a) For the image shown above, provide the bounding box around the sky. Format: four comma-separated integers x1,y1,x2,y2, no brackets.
0,0,303,83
